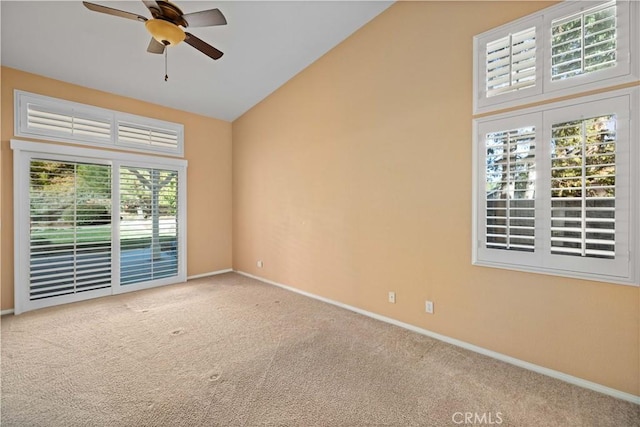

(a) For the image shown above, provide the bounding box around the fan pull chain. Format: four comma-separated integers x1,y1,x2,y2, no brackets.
164,49,169,82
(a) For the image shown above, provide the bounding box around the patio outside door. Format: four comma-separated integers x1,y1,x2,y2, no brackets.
16,150,186,314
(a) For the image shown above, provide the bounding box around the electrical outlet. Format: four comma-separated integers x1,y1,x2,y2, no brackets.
257,260,263,268
388,291,396,304
425,300,434,314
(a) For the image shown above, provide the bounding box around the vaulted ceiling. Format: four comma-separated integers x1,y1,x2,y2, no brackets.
1,1,393,121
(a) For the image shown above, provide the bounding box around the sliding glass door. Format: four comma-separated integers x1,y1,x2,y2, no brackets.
29,159,112,301
13,141,187,314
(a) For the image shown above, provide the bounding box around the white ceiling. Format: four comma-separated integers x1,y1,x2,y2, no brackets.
1,1,393,121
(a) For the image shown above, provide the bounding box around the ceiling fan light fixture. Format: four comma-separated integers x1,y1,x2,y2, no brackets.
145,18,185,46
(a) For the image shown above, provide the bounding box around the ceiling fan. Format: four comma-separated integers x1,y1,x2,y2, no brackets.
82,1,227,61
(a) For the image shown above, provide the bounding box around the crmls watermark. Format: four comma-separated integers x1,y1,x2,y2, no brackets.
452,412,503,425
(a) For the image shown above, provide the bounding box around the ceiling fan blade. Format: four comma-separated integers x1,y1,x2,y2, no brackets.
184,32,223,60
141,0,161,18
147,37,165,54
82,2,147,22
183,8,227,27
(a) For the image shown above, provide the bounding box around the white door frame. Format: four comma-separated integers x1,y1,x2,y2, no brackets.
11,139,187,314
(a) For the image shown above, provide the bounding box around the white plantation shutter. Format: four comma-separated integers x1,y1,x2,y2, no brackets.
21,100,113,145
118,122,180,151
474,1,638,114
475,16,543,112
542,93,632,280
15,91,184,156
485,126,536,252
474,89,636,284
27,105,111,141
551,1,617,81
550,115,616,259
119,166,179,286
486,27,537,97
476,113,542,269
29,159,112,301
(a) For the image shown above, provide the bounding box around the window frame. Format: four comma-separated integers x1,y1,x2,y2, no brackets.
472,87,639,286
14,90,185,156
543,0,631,94
473,0,639,115
541,93,632,279
474,15,544,112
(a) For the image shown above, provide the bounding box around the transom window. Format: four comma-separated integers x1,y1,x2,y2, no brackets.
550,2,617,81
486,27,537,98
15,91,184,156
474,0,638,114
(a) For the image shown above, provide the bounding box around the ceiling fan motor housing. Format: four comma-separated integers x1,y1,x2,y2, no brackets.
153,1,188,27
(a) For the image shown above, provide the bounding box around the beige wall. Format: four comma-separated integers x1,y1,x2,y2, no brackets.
1,67,233,311
232,1,639,395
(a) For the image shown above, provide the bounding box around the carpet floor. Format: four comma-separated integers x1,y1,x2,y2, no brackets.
1,273,638,426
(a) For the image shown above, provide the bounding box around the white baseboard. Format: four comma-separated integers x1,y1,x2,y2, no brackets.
235,270,640,405
1,309,15,316
187,269,233,280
